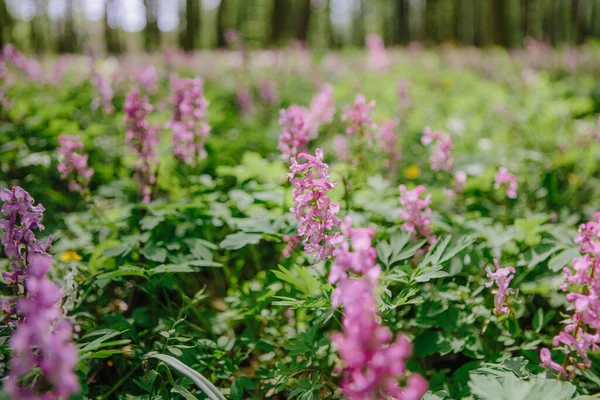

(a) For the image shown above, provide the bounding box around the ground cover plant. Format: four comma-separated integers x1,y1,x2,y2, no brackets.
3,39,600,399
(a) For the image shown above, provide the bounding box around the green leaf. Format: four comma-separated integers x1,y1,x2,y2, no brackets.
148,354,226,400
141,245,167,262
97,266,147,280
140,215,164,231
172,385,198,400
548,248,579,272
103,243,132,258
219,232,262,250
89,349,123,359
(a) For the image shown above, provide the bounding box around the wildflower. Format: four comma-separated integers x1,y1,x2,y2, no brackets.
485,259,516,315
366,33,389,70
236,85,253,116
404,165,420,179
455,170,467,191
124,89,159,203
494,167,518,199
397,79,411,109
282,235,300,258
3,44,41,81
308,84,335,134
330,217,427,400
170,76,211,165
422,127,453,172
341,94,376,140
287,149,340,263
333,135,349,162
91,72,114,113
0,187,52,285
0,59,9,109
5,254,80,400
57,135,94,194
541,212,600,378
377,119,402,169
398,185,435,244
259,80,279,106
136,65,158,93
278,105,311,160
60,250,82,262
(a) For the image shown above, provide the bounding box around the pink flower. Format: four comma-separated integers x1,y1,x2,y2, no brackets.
136,65,158,93
308,84,335,131
422,127,453,172
170,76,211,165
57,135,94,194
377,119,402,169
236,84,253,116
341,94,377,139
278,105,311,160
3,44,41,81
91,72,114,114
454,170,467,191
397,79,412,109
398,185,435,244
540,348,566,377
485,259,515,315
124,89,159,203
330,217,427,400
259,80,279,106
282,235,300,258
287,149,341,263
366,34,389,70
494,167,518,199
333,135,349,162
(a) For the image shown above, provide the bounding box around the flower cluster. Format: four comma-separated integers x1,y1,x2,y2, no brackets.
170,76,211,165
421,127,453,172
124,89,159,203
0,59,9,109
494,167,518,199
0,187,79,399
309,83,335,127
377,119,402,169
540,212,600,378
3,44,41,80
398,185,436,244
278,105,311,159
485,259,516,315
366,33,390,70
136,65,158,93
259,79,279,106
5,254,80,400
91,72,114,113
341,94,376,139
236,84,253,116
0,187,52,285
287,149,340,262
397,79,412,109
57,135,94,194
330,217,427,400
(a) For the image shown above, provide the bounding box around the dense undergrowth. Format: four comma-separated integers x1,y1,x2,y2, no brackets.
2,40,600,399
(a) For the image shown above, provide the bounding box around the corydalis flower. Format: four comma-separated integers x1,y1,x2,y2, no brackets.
3,44,41,81
541,212,600,378
341,94,376,139
422,127,453,172
124,89,158,203
397,79,411,109
259,80,279,106
5,254,80,400
136,65,158,93
330,217,427,400
91,72,114,114
57,135,94,194
236,85,253,116
170,76,211,165
398,185,435,244
494,167,518,199
287,149,340,262
0,59,9,109
0,187,52,285
366,33,390,70
485,259,515,315
309,84,335,127
278,105,311,159
377,119,402,169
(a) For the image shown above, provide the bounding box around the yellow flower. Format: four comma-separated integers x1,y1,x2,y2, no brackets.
404,165,421,179
61,250,82,262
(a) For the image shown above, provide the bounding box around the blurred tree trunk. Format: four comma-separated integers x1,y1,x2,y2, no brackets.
180,0,201,51
216,0,227,47
491,0,508,45
56,0,78,53
270,0,289,46
0,0,14,48
395,0,410,44
351,0,365,46
105,0,123,54
144,0,161,51
296,0,311,43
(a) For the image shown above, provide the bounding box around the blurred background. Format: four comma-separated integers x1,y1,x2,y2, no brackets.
2,0,600,53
